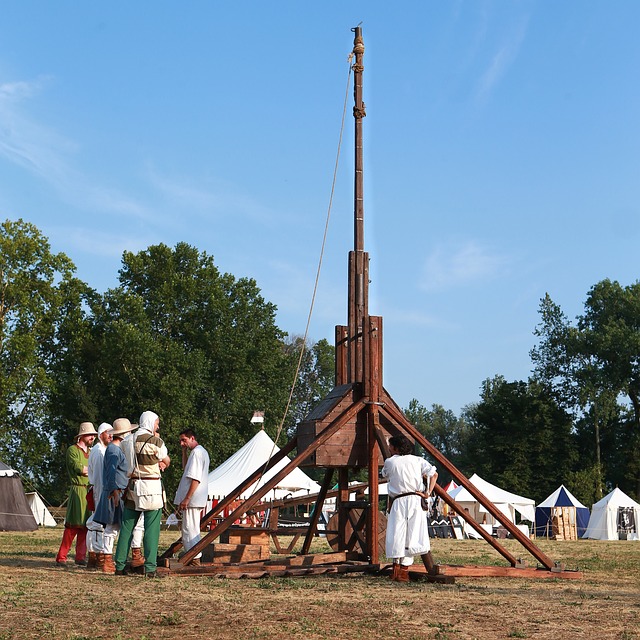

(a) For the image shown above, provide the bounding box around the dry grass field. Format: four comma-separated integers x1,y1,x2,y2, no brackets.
0,528,639,640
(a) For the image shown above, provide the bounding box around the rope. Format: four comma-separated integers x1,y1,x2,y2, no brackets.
255,52,355,493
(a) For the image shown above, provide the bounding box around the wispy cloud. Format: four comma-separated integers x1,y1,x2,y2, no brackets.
475,15,529,104
0,77,150,220
145,165,278,225
420,241,510,292
380,306,446,330
0,77,75,182
52,226,155,260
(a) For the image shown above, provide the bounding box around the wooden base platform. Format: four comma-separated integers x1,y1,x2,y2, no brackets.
163,553,582,581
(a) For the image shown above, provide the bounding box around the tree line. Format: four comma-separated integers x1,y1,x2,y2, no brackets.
407,284,640,506
0,219,333,503
2,218,638,506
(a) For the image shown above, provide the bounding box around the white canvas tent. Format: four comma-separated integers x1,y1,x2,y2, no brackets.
208,429,321,501
583,487,640,540
448,473,536,526
25,491,57,527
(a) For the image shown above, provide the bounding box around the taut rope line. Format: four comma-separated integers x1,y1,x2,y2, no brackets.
255,53,355,495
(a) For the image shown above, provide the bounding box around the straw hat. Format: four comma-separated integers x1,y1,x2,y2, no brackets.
111,418,136,438
75,422,98,439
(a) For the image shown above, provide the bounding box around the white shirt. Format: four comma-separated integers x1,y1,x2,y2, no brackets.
381,454,436,497
121,432,137,475
88,441,107,497
174,445,210,508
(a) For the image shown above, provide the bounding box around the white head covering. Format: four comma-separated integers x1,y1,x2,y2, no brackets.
138,410,159,435
97,422,113,436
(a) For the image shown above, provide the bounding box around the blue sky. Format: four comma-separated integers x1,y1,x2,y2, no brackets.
1,2,638,414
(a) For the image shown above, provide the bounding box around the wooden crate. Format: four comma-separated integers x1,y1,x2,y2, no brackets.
552,507,577,540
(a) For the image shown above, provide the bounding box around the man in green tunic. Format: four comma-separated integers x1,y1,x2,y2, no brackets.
55,422,98,566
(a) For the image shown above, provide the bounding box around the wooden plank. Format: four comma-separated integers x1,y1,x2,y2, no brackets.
426,564,584,580
264,552,350,566
201,543,270,564
335,325,348,385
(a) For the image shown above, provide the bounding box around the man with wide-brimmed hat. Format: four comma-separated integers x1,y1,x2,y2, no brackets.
55,421,98,566
94,417,136,574
85,422,113,569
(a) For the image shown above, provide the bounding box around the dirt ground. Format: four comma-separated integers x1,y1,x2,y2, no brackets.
0,529,638,640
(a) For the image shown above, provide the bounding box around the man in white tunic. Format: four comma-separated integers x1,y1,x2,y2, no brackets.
85,422,112,569
174,429,210,566
381,434,438,582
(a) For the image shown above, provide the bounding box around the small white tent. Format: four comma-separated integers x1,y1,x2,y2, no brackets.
208,429,321,501
448,473,536,525
583,487,640,540
25,492,57,527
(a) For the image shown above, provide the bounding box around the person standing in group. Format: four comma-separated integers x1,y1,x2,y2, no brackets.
174,429,210,566
55,422,98,566
85,423,113,570
381,434,438,583
93,418,136,573
114,410,170,577
121,424,146,574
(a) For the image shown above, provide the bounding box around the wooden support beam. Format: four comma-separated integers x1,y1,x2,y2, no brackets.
271,533,301,554
160,436,299,560
301,468,334,555
346,508,367,553
379,400,556,571
179,399,368,565
335,325,348,386
366,315,382,563
433,484,520,567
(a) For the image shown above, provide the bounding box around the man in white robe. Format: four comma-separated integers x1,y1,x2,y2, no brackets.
381,434,438,582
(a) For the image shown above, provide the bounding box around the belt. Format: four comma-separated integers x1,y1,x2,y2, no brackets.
387,491,425,513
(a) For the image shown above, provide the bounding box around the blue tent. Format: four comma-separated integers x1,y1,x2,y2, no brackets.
535,485,590,538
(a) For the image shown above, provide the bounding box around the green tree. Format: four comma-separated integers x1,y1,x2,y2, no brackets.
580,279,640,497
283,335,335,437
0,219,83,491
463,376,577,501
530,293,616,499
404,399,470,481
531,282,640,499
49,242,293,497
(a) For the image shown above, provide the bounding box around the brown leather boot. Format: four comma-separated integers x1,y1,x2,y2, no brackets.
397,565,410,583
390,563,400,581
102,554,116,574
96,553,106,572
130,547,145,574
86,552,98,570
